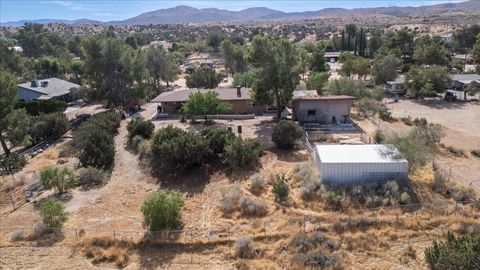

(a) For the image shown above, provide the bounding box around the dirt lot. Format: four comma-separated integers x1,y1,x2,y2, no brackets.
358,97,480,190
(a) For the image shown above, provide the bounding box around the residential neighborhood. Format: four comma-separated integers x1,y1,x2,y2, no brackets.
1,1,479,269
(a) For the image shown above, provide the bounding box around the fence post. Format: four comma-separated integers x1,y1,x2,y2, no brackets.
454,202,457,216
9,194,16,211
113,230,116,240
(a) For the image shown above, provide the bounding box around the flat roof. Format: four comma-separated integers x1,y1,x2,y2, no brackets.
151,87,252,103
452,74,480,83
315,144,407,164
293,95,356,101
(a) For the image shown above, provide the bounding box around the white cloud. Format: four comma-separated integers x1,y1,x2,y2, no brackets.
42,1,89,11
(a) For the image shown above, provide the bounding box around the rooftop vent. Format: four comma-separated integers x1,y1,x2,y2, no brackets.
236,85,242,97
30,80,38,87
41,80,49,87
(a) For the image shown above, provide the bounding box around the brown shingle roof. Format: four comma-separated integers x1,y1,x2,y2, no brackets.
151,87,252,103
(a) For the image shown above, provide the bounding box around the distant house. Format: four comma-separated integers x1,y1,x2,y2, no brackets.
17,78,80,102
448,74,480,91
292,90,355,124
453,54,475,65
315,144,408,184
324,52,341,62
150,86,266,114
385,76,406,95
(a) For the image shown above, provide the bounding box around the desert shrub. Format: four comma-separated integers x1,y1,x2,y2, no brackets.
15,99,68,116
130,135,144,150
445,146,466,157
10,229,23,241
39,199,68,228
219,185,241,213
424,231,480,270
87,111,122,135
0,154,27,175
127,118,154,139
291,249,341,269
271,120,303,149
413,117,428,126
294,162,323,200
432,170,448,194
78,167,107,188
471,150,480,158
400,192,411,204
141,190,184,231
374,130,385,143
29,222,48,239
29,113,69,143
138,139,151,158
400,116,413,126
239,197,267,217
223,136,261,168
201,127,234,155
39,166,76,194
249,173,266,194
452,184,476,202
152,126,211,171
78,127,115,169
234,236,254,258
272,174,290,202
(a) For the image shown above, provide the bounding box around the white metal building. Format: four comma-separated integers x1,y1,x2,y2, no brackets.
315,144,408,184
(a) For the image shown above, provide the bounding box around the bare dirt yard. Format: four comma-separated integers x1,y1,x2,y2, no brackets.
1,102,479,270
357,97,480,191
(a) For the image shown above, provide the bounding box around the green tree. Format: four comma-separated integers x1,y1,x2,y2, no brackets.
371,54,401,85
182,91,231,122
326,77,368,98
185,68,224,89
413,36,450,66
78,127,115,169
39,199,68,228
368,28,383,57
206,30,226,52
0,109,31,156
39,166,76,194
298,47,311,80
127,118,155,139
201,127,235,155
232,71,255,88
405,66,452,98
344,24,357,51
309,44,329,72
453,24,480,51
248,36,301,119
223,136,262,168
473,33,480,73
466,81,480,96
306,72,330,95
141,190,184,231
383,29,415,62
271,120,304,149
221,39,247,74
272,174,290,202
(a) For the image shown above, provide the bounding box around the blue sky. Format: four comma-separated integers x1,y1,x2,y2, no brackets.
0,0,467,22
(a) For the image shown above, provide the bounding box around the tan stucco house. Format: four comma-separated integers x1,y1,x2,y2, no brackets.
151,86,266,114
292,90,355,124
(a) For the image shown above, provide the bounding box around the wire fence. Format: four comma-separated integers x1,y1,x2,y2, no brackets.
0,199,478,266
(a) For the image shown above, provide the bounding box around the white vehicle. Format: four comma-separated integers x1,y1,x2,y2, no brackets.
385,76,406,95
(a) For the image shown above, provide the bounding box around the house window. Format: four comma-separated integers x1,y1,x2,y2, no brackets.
307,110,316,116
248,101,256,107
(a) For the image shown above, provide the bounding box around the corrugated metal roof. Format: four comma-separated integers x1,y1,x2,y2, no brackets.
151,87,252,103
293,95,356,101
315,144,407,164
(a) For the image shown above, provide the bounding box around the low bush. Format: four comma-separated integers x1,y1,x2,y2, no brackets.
78,127,115,169
127,118,154,139
294,162,323,201
219,185,241,214
249,174,266,194
471,150,480,158
29,113,69,144
374,130,385,143
40,166,76,194
15,99,68,116
78,167,107,188
10,229,23,241
272,174,290,202
152,126,211,171
141,190,184,231
445,145,466,157
201,127,234,155
271,120,303,149
424,231,480,270
29,222,48,239
0,154,27,175
39,199,68,228
234,236,254,258
223,136,261,168
291,249,341,269
239,197,267,217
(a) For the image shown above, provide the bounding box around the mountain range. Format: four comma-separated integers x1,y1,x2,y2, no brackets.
1,0,479,26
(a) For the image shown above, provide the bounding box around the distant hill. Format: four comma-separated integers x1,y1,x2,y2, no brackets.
0,18,102,27
2,1,479,26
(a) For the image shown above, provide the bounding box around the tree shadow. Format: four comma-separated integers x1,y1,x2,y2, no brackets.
253,120,274,147
268,147,310,163
410,98,469,109
33,230,66,247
